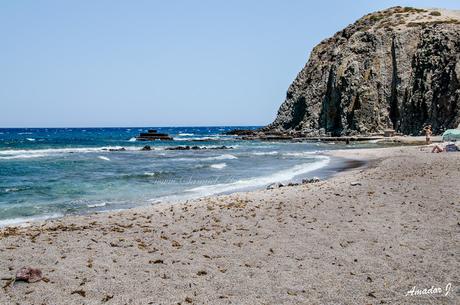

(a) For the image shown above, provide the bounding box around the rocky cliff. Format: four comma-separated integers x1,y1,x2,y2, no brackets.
264,7,460,136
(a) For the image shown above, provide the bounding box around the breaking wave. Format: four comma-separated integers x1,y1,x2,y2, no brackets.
0,213,63,227
87,202,107,208
202,154,237,161
0,146,142,160
210,163,227,169
186,156,330,197
252,151,279,156
283,151,321,157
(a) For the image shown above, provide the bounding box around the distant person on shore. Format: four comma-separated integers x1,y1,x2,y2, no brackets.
423,125,432,144
432,142,459,153
432,144,444,153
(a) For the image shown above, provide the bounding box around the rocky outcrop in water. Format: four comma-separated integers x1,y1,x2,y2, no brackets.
136,130,173,141
264,7,460,136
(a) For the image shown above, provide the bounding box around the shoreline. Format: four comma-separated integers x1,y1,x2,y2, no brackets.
1,145,458,304
0,146,410,229
0,152,357,228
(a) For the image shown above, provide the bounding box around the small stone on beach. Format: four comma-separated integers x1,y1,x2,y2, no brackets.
15,267,43,283
71,289,86,297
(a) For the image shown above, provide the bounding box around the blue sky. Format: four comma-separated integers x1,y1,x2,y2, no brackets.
1,0,458,127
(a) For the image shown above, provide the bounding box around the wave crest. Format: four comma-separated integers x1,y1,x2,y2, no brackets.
0,146,142,160
203,154,237,161
187,156,330,196
210,163,227,169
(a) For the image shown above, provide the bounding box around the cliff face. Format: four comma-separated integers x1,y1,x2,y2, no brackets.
265,7,460,136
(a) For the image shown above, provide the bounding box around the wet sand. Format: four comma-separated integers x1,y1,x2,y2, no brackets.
0,146,458,304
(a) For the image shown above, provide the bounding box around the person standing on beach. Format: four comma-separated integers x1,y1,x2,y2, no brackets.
423,125,432,144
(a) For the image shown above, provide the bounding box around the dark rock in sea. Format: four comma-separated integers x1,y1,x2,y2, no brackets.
109,147,126,152
166,146,191,150
209,145,232,150
191,146,201,150
262,135,294,140
141,145,152,151
190,138,215,142
263,7,460,136
136,129,173,141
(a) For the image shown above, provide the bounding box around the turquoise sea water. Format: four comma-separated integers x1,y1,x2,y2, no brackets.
0,127,353,226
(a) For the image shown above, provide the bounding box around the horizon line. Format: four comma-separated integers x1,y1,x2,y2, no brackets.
0,124,264,129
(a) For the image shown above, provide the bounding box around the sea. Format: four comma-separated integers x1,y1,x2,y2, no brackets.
0,127,371,226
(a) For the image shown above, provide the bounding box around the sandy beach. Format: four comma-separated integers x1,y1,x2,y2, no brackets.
0,145,458,305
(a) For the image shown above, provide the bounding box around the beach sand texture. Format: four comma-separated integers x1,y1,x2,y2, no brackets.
0,146,458,304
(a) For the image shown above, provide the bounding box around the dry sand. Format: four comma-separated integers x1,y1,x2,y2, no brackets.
0,146,458,305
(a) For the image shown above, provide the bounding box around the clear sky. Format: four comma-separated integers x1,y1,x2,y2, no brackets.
1,0,458,127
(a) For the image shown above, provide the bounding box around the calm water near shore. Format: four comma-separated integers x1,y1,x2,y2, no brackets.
0,127,375,225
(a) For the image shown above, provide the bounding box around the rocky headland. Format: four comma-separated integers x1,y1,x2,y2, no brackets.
260,7,460,138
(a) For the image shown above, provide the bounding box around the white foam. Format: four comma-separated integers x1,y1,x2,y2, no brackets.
283,151,320,157
143,172,158,176
178,133,194,136
203,154,237,161
174,136,225,141
0,146,141,160
128,137,136,142
26,138,36,141
87,202,107,208
252,151,279,156
98,156,110,161
2,187,21,193
187,156,330,197
0,153,48,160
0,213,63,228
210,163,227,169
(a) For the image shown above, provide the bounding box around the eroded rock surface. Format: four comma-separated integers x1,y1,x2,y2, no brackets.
264,7,460,136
